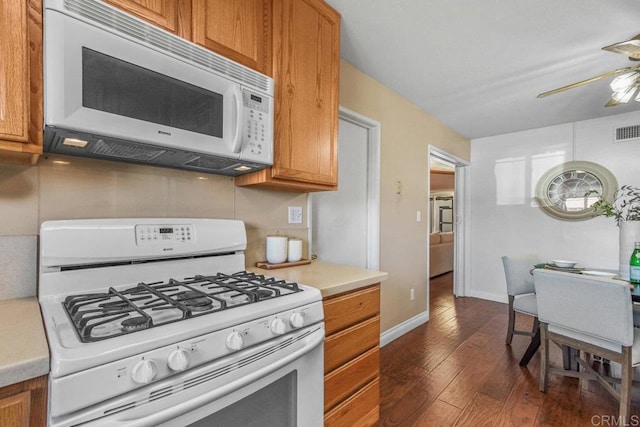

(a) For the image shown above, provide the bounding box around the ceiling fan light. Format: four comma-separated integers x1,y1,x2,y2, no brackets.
610,71,639,92
611,85,638,103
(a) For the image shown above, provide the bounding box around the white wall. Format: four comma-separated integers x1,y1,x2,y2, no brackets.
469,110,640,302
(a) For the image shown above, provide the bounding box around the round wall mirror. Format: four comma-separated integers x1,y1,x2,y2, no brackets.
535,161,618,221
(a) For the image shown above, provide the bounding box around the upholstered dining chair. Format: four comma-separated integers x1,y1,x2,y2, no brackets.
534,268,640,421
502,254,541,346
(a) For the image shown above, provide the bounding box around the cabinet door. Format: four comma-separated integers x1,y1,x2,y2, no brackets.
103,0,180,33
234,0,340,191
271,0,340,186
0,376,47,427
191,0,272,75
0,392,30,427
0,0,42,165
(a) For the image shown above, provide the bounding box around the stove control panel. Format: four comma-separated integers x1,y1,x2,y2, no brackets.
135,224,194,245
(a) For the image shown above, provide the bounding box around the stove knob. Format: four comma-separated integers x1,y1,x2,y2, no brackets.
226,331,244,351
289,312,305,329
131,359,158,384
270,318,286,335
167,348,191,371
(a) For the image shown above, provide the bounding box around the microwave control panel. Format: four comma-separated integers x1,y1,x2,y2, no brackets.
135,224,194,245
241,89,272,163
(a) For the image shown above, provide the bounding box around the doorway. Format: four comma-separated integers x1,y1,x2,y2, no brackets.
308,107,381,269
428,146,469,299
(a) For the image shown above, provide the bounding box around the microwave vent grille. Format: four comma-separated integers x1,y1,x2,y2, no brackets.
63,0,273,95
93,139,167,161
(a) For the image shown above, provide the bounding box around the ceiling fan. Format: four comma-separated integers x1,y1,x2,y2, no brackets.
537,33,640,107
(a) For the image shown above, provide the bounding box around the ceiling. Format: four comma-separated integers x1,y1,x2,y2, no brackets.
324,0,640,140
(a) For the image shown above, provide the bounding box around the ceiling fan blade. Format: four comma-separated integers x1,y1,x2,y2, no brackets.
602,33,640,60
537,65,640,98
605,97,621,107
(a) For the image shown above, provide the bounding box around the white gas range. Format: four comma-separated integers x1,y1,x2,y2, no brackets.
38,218,324,426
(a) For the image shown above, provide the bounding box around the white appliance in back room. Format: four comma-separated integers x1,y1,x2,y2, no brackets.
38,218,325,426
43,0,274,176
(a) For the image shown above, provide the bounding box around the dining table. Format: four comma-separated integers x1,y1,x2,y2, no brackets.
518,266,640,367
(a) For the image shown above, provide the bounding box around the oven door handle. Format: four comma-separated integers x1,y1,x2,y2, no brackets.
102,325,324,427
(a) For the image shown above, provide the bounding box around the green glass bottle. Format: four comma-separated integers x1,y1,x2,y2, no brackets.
631,242,640,285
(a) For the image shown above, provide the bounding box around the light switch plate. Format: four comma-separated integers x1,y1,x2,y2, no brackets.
288,206,303,224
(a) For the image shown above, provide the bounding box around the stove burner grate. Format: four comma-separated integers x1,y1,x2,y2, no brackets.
63,271,302,343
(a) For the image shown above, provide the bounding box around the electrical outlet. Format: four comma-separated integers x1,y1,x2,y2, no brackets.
410,288,415,301
288,206,303,224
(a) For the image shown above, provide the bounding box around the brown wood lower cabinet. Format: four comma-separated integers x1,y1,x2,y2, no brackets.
0,375,47,427
325,378,380,427
323,284,380,426
324,346,379,411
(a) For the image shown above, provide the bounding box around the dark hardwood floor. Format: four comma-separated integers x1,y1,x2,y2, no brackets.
378,272,640,426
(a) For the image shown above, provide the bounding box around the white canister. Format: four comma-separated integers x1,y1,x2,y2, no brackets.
287,238,303,262
266,236,288,264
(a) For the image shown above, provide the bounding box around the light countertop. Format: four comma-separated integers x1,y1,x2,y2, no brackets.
0,262,384,388
250,260,388,297
0,297,49,388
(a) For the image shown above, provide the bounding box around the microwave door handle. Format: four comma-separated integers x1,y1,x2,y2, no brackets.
229,86,244,154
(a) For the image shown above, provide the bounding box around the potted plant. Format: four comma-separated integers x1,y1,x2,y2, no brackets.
589,185,640,225
588,185,640,279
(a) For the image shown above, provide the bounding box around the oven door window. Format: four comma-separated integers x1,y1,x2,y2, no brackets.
82,48,223,137
187,371,297,427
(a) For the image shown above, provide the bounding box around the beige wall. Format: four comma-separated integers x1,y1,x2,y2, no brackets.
0,155,307,269
1,60,471,334
339,60,470,332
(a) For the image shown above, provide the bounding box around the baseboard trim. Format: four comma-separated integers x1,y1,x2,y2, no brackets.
380,311,429,347
466,289,507,304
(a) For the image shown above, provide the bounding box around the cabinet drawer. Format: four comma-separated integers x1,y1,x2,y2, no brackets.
324,346,379,411
323,285,380,335
325,316,379,374
324,377,380,427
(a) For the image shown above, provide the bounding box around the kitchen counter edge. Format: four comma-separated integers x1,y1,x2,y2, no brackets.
249,260,388,298
0,297,50,388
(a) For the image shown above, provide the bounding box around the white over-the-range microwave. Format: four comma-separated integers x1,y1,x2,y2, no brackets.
43,0,274,176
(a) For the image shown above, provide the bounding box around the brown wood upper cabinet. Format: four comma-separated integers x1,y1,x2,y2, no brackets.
104,0,272,75
1,0,337,180
191,0,272,76
235,0,340,192
102,0,182,34
0,0,43,166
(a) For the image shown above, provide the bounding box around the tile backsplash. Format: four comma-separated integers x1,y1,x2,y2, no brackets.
0,235,37,299
37,155,236,221
0,154,308,298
